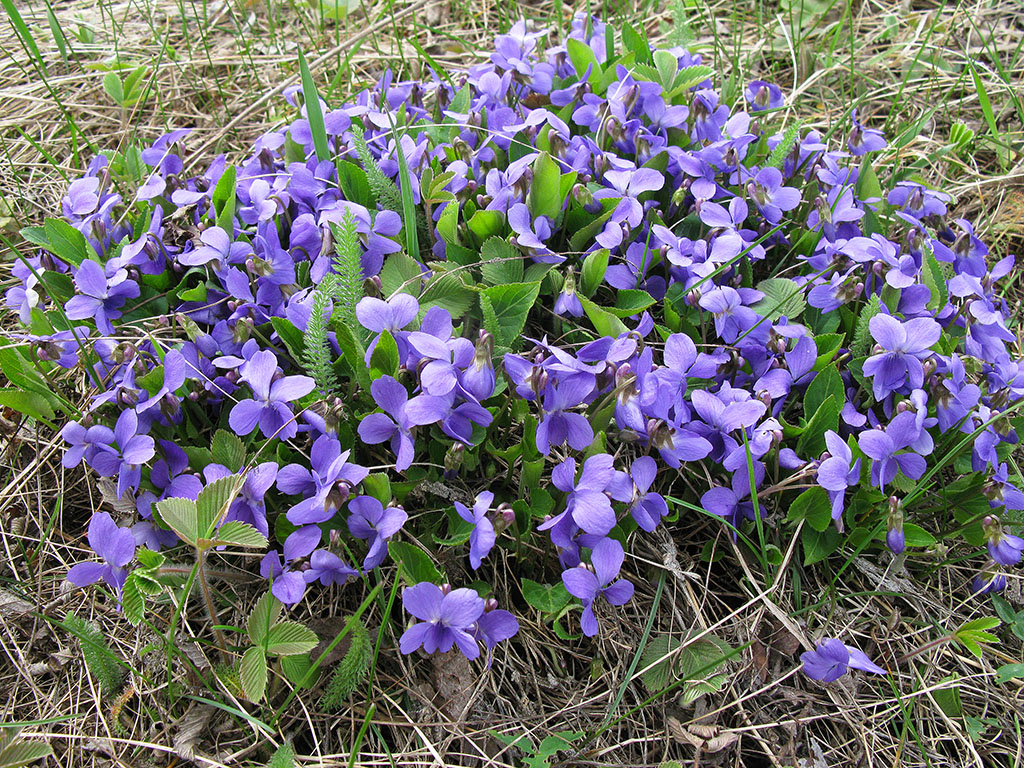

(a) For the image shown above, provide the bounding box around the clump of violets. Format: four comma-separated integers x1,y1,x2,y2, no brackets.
8,13,1016,680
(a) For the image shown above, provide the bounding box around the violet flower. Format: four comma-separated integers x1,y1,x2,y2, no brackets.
608,456,669,532
278,434,369,525
66,511,136,605
816,430,861,527
229,349,315,441
304,550,358,587
561,537,634,637
801,638,886,682
455,491,496,570
347,495,408,570
65,260,140,334
862,314,940,400
399,582,485,659
857,412,927,491
88,409,156,499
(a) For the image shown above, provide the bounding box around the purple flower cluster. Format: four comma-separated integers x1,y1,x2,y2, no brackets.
12,15,1022,668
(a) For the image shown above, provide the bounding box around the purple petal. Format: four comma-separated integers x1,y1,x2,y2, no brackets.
404,582,443,621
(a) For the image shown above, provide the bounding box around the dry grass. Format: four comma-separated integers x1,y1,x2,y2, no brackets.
1,0,1023,766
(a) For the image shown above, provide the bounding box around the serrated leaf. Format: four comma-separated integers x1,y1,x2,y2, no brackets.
120,575,144,626
521,578,571,615
480,281,541,348
388,540,442,585
641,633,733,704
271,316,305,363
380,252,422,297
155,497,198,546
606,288,655,317
266,621,319,656
211,430,246,473
196,475,243,538
248,592,283,646
213,521,268,549
361,472,391,506
0,738,54,767
667,64,715,96
266,743,296,768
480,237,524,285
751,278,806,321
419,271,475,321
922,246,949,312
239,646,267,702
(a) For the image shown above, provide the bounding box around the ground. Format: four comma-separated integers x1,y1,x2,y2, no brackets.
0,0,1022,766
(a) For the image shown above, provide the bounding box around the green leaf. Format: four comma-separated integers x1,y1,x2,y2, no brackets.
480,281,541,348
388,541,442,585
361,472,392,506
580,296,628,336
527,151,563,223
248,593,283,646
653,49,678,91
297,47,330,165
334,323,372,392
606,288,655,317
369,328,400,380
521,579,571,615
797,394,839,457
566,37,601,85
271,317,305,363
805,365,843,418
419,272,475,321
214,521,269,549
195,475,242,538
380,252,422,297
751,277,806,321
266,621,319,656
467,209,505,243
120,575,145,627
995,663,1024,684
802,524,842,565
0,735,54,767
921,246,949,312
266,743,296,768
640,633,733,704
932,674,962,717
43,218,88,265
580,248,609,297
901,523,936,548
210,164,237,233
154,497,199,546
102,71,124,104
667,64,715,97
0,390,56,423
785,486,833,532
479,237,524,285
239,646,268,702
211,430,246,473
621,22,651,64
0,348,53,397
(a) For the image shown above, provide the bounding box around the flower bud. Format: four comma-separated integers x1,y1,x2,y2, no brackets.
886,496,905,555
443,443,465,480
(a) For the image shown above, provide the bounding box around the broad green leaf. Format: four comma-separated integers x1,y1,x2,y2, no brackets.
0,390,56,423
270,317,305,363
480,281,541,348
419,272,475,321
785,486,833,532
566,37,601,85
0,348,53,397
933,674,963,717
380,252,422,297
196,475,242,538
0,737,54,767
797,394,839,457
751,277,806,321
922,247,949,312
640,633,733,705
369,329,400,380
239,646,267,702
580,248,609,297
266,621,319,656
388,540,442,585
621,22,651,64
155,497,198,546
334,323,372,393
480,237,524,285
43,218,88,265
211,430,246,473
210,164,237,233
995,663,1024,684
467,209,505,243
527,151,563,223
580,296,628,337
902,523,936,548
214,521,269,549
361,472,391,506
805,365,843,418
802,524,842,566
606,288,655,317
248,592,283,646
521,578,571,615
653,49,678,91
